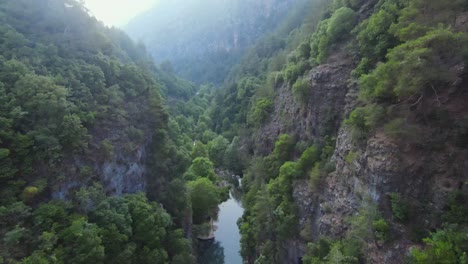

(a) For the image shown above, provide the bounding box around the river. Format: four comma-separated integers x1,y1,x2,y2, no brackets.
197,190,244,264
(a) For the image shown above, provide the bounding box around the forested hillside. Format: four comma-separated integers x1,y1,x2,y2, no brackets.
206,0,468,263
0,0,206,263
124,0,305,85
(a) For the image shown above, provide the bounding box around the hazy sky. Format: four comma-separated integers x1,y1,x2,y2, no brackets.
83,0,157,27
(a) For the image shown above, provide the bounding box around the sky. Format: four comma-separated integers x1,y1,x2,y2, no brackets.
83,0,157,27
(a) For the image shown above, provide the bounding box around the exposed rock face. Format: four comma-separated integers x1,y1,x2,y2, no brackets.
255,48,356,155
100,145,147,195
253,10,468,264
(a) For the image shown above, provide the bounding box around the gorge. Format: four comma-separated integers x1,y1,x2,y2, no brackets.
0,0,467,263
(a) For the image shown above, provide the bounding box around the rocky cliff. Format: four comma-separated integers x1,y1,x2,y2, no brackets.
238,0,468,262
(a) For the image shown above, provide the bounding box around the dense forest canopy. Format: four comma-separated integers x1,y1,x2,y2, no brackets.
0,0,201,262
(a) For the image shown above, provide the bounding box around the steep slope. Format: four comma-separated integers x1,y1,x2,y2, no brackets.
0,0,196,262
124,0,303,85
210,0,468,263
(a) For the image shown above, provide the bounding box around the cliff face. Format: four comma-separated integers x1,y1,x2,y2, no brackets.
254,47,356,155
245,2,468,262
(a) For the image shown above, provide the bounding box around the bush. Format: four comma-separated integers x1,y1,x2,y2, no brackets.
100,140,114,159
345,151,358,164
23,186,39,200
249,98,273,125
443,191,468,224
389,193,409,222
327,7,358,42
345,104,385,142
283,60,310,84
372,218,390,241
310,7,358,64
410,225,468,264
292,77,310,105
272,134,295,162
298,144,320,173
359,29,468,101
310,19,330,64
185,157,217,182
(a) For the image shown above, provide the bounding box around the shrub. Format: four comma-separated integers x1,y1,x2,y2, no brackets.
249,98,273,125
327,7,358,43
100,140,114,159
272,134,295,162
310,19,330,64
345,104,385,142
359,29,468,101
23,186,39,200
410,225,468,264
389,193,409,222
298,144,320,173
372,218,390,241
443,191,468,224
345,151,359,164
292,77,310,105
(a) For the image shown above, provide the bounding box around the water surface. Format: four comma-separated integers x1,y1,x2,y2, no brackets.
198,191,244,264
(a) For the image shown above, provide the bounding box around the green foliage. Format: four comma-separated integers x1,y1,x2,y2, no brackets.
191,141,208,159
57,218,105,264
443,191,468,224
360,29,467,101
298,145,320,173
327,7,358,42
410,225,468,264
249,98,273,125
207,135,229,167
310,19,331,64
187,178,220,224
345,151,358,164
310,7,357,63
100,140,114,159
372,218,390,241
272,134,295,162
283,60,310,83
393,0,465,41
303,238,332,263
22,186,39,200
224,136,245,175
185,157,217,182
344,105,385,142
389,193,409,222
292,77,310,105
356,0,405,63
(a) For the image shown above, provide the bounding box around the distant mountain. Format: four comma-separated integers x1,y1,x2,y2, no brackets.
124,0,300,85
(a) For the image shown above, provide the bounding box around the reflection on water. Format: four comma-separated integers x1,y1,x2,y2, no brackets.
197,240,225,264
198,185,244,264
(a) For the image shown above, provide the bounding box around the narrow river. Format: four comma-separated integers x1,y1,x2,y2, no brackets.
197,191,244,264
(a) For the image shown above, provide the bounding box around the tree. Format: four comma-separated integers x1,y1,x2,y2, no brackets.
360,29,467,101
207,135,229,167
191,141,208,159
57,218,105,264
224,136,245,175
187,178,220,224
59,114,88,150
249,98,273,125
411,225,468,264
185,157,217,182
